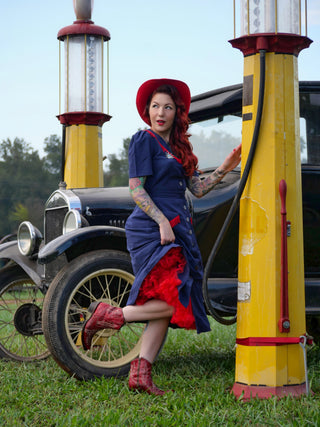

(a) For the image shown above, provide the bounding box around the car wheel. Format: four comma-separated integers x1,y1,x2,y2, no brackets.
42,249,146,380
202,280,237,326
306,316,320,346
0,265,50,361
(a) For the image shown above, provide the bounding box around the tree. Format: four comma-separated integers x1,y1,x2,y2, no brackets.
0,137,61,236
104,137,130,187
43,134,62,178
9,203,29,224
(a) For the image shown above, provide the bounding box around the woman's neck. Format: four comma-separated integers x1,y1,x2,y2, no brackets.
150,128,171,144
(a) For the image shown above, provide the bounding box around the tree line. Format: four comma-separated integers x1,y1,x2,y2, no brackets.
0,135,130,238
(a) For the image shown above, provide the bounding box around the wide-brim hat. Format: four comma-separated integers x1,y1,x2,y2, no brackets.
136,78,191,125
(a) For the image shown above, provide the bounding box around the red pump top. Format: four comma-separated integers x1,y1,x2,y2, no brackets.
58,20,110,41
229,33,312,56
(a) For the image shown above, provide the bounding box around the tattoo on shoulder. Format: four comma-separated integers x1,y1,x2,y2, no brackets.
129,177,146,193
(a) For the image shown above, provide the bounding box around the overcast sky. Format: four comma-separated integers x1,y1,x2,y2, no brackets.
1,0,320,162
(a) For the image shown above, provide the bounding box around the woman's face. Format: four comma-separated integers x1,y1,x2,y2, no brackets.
149,92,176,141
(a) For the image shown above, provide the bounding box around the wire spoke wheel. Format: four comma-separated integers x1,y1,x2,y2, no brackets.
0,265,49,361
66,269,144,368
42,250,144,380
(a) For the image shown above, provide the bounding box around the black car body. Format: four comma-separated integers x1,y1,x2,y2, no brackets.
0,81,319,379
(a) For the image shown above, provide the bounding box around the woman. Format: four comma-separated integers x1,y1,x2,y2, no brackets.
82,78,241,395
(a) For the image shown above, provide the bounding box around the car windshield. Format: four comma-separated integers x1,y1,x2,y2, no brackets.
189,114,242,170
300,91,320,165
190,89,320,170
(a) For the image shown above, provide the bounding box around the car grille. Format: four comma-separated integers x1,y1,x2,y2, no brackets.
45,207,68,244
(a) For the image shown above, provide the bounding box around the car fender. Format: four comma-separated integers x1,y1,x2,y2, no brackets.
0,241,43,285
38,225,127,265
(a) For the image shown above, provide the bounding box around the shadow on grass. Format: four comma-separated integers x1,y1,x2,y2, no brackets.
159,350,235,374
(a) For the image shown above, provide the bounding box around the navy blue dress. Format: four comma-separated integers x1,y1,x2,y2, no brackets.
125,130,211,333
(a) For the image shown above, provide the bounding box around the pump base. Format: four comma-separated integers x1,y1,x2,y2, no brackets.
231,382,308,401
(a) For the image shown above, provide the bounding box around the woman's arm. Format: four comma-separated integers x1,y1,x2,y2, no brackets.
188,143,242,198
129,177,175,245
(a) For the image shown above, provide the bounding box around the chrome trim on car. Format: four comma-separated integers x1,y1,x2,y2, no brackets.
17,221,43,256
45,190,81,211
63,209,82,234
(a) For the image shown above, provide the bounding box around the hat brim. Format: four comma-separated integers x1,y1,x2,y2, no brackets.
136,78,191,125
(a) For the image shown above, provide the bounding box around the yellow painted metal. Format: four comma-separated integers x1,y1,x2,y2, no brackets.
64,124,103,188
235,51,306,388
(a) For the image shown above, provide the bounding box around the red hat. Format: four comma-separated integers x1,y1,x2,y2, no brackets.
136,78,191,125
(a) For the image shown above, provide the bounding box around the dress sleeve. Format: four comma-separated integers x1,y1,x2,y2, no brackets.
128,131,154,178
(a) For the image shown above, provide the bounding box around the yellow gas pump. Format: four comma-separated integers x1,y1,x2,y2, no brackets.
57,0,111,188
230,0,312,400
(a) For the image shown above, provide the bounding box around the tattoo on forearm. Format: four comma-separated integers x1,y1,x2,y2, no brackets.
129,177,166,224
188,168,227,197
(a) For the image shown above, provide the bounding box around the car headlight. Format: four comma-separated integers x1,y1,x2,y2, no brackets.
62,209,82,235
17,221,43,256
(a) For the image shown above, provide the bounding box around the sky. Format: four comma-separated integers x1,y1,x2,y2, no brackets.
1,0,320,164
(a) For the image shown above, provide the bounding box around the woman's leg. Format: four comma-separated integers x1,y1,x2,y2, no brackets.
139,317,170,363
123,300,173,362
82,299,174,350
123,299,174,323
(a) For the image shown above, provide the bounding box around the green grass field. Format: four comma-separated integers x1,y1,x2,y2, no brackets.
0,319,319,426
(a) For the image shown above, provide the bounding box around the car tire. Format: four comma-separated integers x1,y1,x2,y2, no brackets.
306,316,320,346
42,249,147,380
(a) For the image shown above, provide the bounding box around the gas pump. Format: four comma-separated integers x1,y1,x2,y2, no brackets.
229,0,312,400
57,0,111,188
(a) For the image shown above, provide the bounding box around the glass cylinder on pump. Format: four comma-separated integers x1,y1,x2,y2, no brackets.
240,0,302,36
64,34,103,114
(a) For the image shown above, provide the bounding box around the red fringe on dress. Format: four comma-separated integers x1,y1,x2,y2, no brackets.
135,247,196,330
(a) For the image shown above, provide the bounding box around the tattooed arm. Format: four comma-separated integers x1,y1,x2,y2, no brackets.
188,143,242,198
188,167,227,198
129,177,175,245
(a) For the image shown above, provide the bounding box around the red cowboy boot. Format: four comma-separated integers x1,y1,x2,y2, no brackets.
128,357,170,396
82,302,125,350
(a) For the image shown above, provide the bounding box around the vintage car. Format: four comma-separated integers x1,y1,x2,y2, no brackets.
0,81,319,379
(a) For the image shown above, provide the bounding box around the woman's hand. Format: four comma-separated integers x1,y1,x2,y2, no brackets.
129,177,175,245
159,219,175,245
220,143,242,173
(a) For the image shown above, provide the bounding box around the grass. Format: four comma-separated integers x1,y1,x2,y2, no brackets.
0,319,319,426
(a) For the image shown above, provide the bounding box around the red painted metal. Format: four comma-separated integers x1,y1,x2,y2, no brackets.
229,34,312,57
57,112,111,126
231,382,308,401
278,179,290,333
236,336,313,346
57,21,110,41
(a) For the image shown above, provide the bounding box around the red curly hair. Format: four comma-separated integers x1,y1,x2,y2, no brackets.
144,84,198,176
